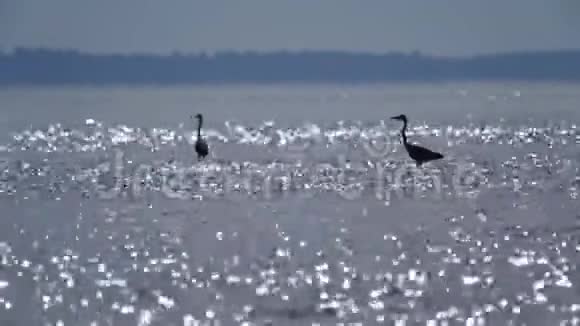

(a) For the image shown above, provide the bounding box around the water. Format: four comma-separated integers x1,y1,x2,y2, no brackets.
0,83,580,325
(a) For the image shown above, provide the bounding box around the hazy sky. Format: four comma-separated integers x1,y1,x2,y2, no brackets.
1,0,579,56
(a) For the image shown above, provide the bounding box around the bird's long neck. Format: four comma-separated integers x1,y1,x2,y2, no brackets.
197,117,203,138
400,120,408,145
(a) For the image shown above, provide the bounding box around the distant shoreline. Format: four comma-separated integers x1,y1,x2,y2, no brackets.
2,80,580,90
2,48,580,85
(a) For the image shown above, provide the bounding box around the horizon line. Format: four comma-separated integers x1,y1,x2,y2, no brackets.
3,46,580,59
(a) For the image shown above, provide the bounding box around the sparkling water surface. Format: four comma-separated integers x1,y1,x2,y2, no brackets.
0,83,580,325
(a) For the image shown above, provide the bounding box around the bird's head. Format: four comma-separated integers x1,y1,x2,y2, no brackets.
390,114,407,123
192,113,202,120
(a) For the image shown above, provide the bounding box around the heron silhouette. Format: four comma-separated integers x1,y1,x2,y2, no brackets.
192,113,209,160
391,114,443,166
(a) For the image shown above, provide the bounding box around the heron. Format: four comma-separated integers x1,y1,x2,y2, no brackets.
192,113,209,160
391,114,443,166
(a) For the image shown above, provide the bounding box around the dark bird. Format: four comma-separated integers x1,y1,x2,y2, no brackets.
391,114,443,166
192,113,209,160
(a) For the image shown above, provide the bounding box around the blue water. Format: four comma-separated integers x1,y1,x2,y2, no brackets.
0,83,580,325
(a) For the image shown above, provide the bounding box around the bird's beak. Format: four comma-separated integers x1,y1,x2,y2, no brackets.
390,116,400,120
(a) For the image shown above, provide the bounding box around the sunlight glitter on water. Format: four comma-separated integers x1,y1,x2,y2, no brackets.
0,118,580,325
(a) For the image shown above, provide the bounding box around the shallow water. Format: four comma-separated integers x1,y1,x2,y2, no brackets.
1,83,580,325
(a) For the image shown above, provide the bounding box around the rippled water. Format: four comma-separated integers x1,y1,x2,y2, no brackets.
1,84,580,325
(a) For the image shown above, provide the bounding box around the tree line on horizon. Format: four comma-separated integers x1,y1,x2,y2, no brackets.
1,47,580,85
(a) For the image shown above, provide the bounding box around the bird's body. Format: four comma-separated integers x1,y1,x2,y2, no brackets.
193,114,209,160
391,114,443,166
195,139,209,159
404,142,443,166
